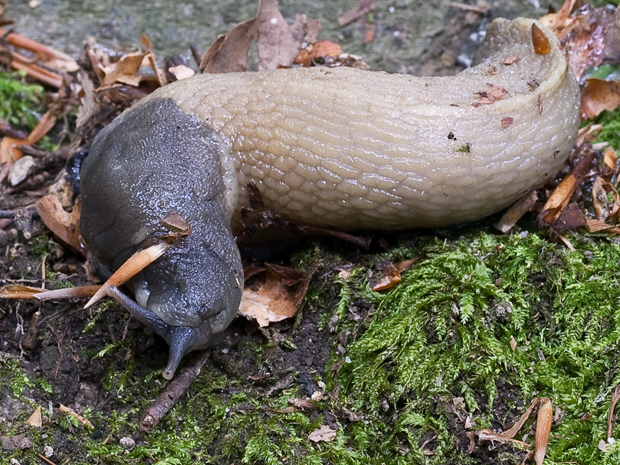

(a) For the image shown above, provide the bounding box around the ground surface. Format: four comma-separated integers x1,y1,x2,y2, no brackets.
2,1,620,465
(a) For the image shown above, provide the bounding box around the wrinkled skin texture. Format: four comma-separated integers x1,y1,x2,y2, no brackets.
80,18,580,378
80,99,243,379
141,18,581,230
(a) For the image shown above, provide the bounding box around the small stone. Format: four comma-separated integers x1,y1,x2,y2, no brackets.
120,437,136,451
10,458,21,465
44,445,54,457
8,156,37,186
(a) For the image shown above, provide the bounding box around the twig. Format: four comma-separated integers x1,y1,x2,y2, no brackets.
140,350,211,432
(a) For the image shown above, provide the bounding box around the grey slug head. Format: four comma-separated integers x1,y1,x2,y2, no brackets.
80,98,243,379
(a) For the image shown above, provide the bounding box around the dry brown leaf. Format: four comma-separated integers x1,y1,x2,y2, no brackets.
338,0,375,27
34,195,84,255
239,265,314,327
167,64,195,81
25,406,42,428
603,146,616,173
255,0,302,70
581,79,620,120
200,20,257,73
592,176,620,222
500,55,520,65
585,218,619,233
500,117,513,129
548,4,616,80
24,108,58,145
538,145,595,227
534,398,552,465
471,83,508,107
532,23,551,55
363,21,376,44
100,50,145,87
308,425,337,443
0,136,24,182
372,258,419,292
294,40,343,66
475,397,553,455
539,0,580,33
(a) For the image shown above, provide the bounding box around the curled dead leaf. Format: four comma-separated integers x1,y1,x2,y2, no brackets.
239,264,315,327
294,40,343,66
308,425,337,442
581,79,620,120
372,258,419,292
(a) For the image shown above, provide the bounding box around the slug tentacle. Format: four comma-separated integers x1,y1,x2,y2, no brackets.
80,17,581,378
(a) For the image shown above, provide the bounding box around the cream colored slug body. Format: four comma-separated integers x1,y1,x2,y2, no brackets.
142,18,581,230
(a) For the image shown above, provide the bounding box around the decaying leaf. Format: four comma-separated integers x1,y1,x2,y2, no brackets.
372,258,419,292
474,397,552,458
592,176,620,222
201,0,319,73
542,2,619,80
538,143,595,228
294,40,343,66
0,284,46,300
25,406,42,428
0,136,24,182
308,425,337,443
97,35,166,88
255,0,305,70
239,264,315,327
34,195,84,255
471,83,508,107
200,20,257,73
581,79,620,120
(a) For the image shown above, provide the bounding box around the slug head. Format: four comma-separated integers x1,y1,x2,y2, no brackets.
80,98,243,378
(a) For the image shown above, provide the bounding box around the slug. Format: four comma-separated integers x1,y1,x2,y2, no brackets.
80,18,580,379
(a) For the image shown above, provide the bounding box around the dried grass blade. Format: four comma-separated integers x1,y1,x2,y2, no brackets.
84,241,170,308
534,398,552,465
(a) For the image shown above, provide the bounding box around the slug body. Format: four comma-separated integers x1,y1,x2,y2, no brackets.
80,18,580,377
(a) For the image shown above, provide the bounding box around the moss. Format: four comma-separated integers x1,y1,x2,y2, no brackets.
595,107,620,150
327,230,620,463
0,71,45,130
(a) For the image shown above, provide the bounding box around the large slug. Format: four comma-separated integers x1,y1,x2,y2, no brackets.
80,18,580,378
